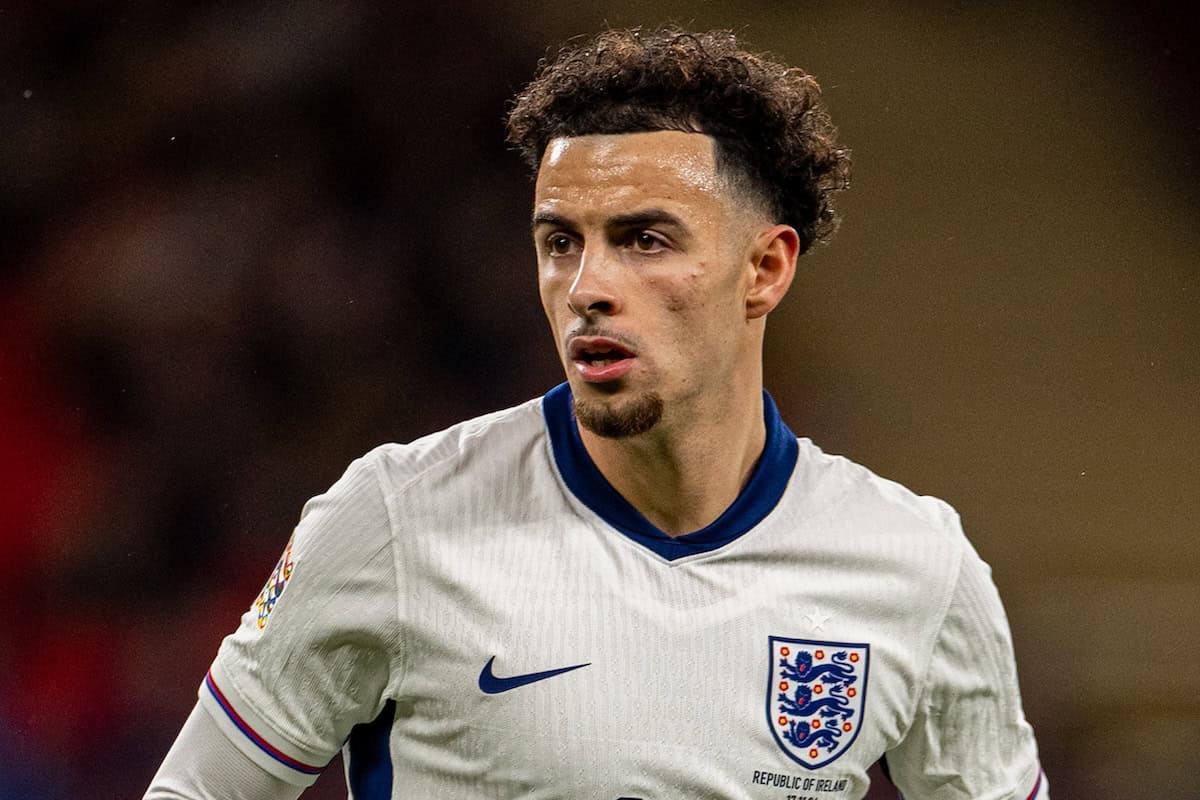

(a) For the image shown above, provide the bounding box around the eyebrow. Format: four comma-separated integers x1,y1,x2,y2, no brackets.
531,208,690,235
608,208,687,232
531,212,574,231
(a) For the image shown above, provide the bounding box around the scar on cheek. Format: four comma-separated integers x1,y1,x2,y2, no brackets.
662,291,693,313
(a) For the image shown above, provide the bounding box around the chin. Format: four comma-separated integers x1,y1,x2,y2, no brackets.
573,390,664,439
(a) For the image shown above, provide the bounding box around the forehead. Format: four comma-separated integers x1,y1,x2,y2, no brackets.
533,131,729,219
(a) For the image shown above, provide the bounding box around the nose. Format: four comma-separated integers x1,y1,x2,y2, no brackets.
566,245,621,318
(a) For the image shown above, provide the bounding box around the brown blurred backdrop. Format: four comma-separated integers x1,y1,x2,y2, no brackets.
1,2,1196,798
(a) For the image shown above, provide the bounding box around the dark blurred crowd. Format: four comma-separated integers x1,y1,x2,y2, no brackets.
2,5,564,796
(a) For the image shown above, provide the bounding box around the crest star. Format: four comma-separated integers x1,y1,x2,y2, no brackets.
804,607,831,631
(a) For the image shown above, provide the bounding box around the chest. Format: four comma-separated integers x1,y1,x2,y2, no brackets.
386,530,935,799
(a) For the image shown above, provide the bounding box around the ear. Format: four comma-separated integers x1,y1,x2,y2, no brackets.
745,224,800,320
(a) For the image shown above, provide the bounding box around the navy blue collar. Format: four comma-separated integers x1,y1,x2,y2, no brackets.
543,383,798,561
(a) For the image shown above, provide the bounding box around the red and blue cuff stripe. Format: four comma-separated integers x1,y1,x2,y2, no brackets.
1025,768,1044,800
204,670,324,777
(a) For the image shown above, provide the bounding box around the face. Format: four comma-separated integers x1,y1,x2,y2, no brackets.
533,131,767,438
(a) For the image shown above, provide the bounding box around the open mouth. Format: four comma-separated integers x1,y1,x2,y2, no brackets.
577,348,629,367
568,337,635,363
567,336,636,381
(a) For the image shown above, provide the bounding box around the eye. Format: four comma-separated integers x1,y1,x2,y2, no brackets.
547,233,575,256
631,231,666,253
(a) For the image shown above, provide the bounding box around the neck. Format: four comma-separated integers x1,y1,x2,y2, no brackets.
577,379,766,537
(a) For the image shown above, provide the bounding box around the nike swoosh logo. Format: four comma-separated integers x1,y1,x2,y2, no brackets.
478,655,590,694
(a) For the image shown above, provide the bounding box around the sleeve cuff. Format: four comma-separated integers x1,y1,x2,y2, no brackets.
197,663,329,787
1025,768,1048,800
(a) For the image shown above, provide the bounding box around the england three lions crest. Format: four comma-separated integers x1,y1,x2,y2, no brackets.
766,636,869,769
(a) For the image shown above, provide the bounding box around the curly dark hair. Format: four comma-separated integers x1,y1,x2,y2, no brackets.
506,28,851,253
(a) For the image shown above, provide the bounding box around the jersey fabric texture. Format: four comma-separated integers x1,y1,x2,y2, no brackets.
199,384,1047,799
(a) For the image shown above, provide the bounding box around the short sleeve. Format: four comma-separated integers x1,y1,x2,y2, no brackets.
886,544,1048,800
197,451,401,787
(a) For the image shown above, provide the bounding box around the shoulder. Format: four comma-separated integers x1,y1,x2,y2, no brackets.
779,436,972,614
283,394,550,582
791,436,964,544
364,394,549,499
291,396,546,533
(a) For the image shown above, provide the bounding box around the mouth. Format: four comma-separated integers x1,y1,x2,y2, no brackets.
566,336,637,383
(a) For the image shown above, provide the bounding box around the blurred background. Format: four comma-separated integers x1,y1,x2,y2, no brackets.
2,2,1197,798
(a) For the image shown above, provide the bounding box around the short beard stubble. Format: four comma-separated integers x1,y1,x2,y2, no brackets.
574,392,664,439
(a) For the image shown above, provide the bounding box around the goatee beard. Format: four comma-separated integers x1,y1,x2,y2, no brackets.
574,392,664,439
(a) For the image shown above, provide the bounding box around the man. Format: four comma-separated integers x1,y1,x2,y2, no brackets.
146,28,1047,799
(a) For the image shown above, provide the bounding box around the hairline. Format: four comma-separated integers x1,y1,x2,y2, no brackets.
534,129,777,227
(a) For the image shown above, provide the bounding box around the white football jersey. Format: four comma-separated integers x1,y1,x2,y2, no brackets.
199,384,1047,799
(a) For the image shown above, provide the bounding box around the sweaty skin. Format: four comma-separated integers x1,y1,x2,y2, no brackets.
533,131,800,535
